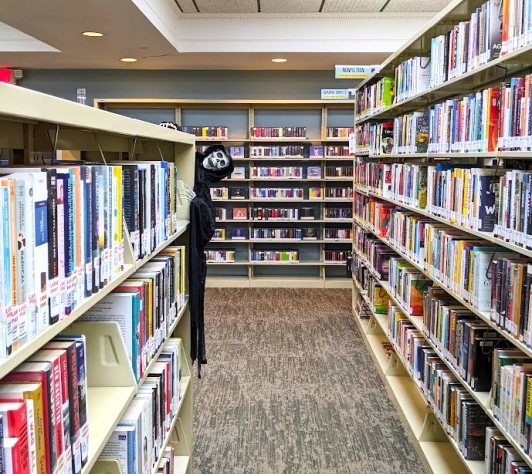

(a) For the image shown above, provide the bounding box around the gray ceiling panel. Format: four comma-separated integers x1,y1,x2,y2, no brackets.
322,0,383,13
384,0,453,12
261,0,323,13
195,0,258,13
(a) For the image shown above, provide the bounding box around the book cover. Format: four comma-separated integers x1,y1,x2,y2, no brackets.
300,207,315,220
380,122,394,155
4,437,22,474
0,384,44,474
231,167,246,179
81,293,140,380
232,208,247,220
415,115,430,153
230,187,247,200
302,228,318,240
99,426,136,474
0,401,29,474
308,187,322,200
309,146,323,157
229,147,245,157
307,167,322,179
231,228,247,240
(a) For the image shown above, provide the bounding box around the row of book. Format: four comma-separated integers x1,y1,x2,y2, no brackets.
250,166,304,178
359,162,532,253
250,250,299,262
324,166,353,178
213,206,352,221
354,236,527,465
0,334,88,474
325,127,354,138
181,126,228,138
249,229,311,240
355,77,394,119
355,122,394,156
430,0,502,87
99,339,183,474
205,250,235,263
356,162,498,233
212,228,247,240
249,146,304,158
324,229,352,240
388,308,493,461
80,246,186,381
324,250,350,262
250,127,307,138
0,161,181,362
498,76,532,151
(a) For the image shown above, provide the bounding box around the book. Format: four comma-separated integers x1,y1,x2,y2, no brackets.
307,167,321,179
300,208,315,220
309,146,323,157
231,167,246,179
232,208,247,220
230,228,247,240
302,228,318,240
230,187,246,200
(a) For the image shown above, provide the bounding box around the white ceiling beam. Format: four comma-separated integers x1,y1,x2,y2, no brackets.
174,13,434,53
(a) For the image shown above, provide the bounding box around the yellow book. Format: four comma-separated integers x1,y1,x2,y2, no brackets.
0,382,46,474
0,178,17,307
114,166,123,274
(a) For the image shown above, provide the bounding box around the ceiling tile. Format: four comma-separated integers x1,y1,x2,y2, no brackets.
384,0,452,12
175,0,198,13
261,0,322,13
195,0,258,13
322,0,383,13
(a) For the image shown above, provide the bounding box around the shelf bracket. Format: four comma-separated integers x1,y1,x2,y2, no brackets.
385,353,407,376
418,413,447,442
366,315,384,336
90,460,124,474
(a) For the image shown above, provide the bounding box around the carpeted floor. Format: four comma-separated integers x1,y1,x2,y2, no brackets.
192,288,427,474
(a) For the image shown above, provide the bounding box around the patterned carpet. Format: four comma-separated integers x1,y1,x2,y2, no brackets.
192,288,427,474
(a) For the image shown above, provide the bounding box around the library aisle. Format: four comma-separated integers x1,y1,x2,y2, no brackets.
193,288,426,474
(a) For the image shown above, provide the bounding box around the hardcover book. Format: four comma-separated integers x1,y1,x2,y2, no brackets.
309,146,323,157
231,228,247,240
302,228,318,240
231,167,246,179
307,167,322,179
230,187,247,200
232,208,247,220
300,207,315,220
229,147,245,157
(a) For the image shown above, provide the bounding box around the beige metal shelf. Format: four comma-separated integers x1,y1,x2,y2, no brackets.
206,276,352,289
250,137,310,142
324,137,351,142
352,214,532,361
174,457,190,474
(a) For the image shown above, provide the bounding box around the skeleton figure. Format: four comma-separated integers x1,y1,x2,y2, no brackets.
203,149,231,171
189,144,233,377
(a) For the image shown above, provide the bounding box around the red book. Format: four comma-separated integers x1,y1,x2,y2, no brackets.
4,437,23,474
0,401,29,474
43,341,81,474
4,362,54,474
27,349,70,466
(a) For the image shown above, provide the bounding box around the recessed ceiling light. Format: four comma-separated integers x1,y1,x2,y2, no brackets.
120,57,138,63
82,31,104,37
271,58,288,63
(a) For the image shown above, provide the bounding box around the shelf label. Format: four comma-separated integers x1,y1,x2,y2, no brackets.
335,65,375,79
320,89,351,100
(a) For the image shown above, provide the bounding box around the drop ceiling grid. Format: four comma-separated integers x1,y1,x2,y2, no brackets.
381,0,453,11
196,0,258,13
175,0,197,13
322,0,384,12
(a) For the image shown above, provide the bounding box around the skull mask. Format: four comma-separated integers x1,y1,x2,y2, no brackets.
203,149,230,171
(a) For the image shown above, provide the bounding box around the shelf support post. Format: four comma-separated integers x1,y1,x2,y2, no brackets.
385,353,408,376
418,413,447,442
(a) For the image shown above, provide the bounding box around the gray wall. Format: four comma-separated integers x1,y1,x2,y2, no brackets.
19,69,358,103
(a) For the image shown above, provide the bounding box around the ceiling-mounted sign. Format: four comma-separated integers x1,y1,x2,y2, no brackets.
335,65,374,79
321,89,351,100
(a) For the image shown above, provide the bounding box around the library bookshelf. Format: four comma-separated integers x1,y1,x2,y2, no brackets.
352,0,532,472
0,83,195,474
94,98,355,289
